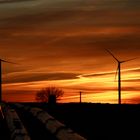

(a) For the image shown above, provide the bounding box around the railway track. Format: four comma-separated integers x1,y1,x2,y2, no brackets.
1,103,140,140
0,103,86,140
15,106,57,140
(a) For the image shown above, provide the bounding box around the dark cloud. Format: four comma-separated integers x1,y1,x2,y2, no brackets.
51,85,140,94
130,68,140,73
122,79,140,83
0,0,34,4
62,86,117,93
124,97,140,104
3,72,79,84
79,67,140,78
80,72,114,78
122,87,140,92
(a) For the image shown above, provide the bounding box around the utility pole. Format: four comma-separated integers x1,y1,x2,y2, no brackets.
80,91,82,103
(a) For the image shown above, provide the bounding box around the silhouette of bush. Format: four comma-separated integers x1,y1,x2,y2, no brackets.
35,87,64,103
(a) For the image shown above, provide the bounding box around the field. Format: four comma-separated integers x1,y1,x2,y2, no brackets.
1,103,140,140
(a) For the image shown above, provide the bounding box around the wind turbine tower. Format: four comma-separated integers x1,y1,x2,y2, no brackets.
106,49,136,105
0,59,16,103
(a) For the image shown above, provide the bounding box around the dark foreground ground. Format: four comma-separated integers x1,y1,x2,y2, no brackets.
19,103,140,140
0,110,10,140
1,103,140,140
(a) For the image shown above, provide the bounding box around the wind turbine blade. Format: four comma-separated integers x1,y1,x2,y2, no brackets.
121,57,138,63
105,49,119,62
0,59,18,64
114,65,119,82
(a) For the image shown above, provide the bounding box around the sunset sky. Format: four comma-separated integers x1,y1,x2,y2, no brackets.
0,0,140,103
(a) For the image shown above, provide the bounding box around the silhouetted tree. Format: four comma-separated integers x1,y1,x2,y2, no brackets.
35,87,64,103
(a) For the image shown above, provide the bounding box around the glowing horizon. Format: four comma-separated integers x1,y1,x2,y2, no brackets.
3,67,140,103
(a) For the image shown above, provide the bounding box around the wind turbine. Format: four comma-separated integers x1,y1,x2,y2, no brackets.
105,49,137,105
0,59,16,103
